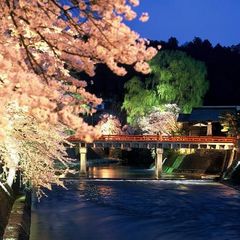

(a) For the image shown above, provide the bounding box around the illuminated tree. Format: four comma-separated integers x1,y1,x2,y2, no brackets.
219,112,240,136
137,104,180,135
0,0,157,192
122,50,208,125
97,114,123,135
149,50,208,112
0,102,70,197
122,76,156,125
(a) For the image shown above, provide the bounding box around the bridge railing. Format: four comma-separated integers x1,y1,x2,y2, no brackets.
98,135,236,143
68,135,237,144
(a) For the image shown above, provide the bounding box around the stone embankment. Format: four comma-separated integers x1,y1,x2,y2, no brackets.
0,182,31,240
3,192,31,240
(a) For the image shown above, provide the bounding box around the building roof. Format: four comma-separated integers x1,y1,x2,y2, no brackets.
177,106,239,123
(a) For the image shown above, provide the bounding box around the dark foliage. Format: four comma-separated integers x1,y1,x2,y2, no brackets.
75,37,240,106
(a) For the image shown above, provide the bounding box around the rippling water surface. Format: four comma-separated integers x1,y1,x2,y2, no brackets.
30,167,240,240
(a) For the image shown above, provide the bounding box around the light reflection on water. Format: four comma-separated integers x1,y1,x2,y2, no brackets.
87,164,215,180
30,167,240,240
88,165,156,179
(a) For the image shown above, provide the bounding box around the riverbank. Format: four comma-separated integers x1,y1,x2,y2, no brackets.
0,181,31,240
3,192,31,240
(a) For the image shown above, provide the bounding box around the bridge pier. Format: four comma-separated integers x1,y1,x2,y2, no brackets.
227,147,236,169
79,143,87,176
155,148,163,179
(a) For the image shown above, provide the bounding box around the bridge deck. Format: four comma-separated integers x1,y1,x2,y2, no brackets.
68,135,236,150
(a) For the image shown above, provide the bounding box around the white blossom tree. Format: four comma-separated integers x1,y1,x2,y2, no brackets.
137,104,181,135
0,102,72,197
97,114,123,135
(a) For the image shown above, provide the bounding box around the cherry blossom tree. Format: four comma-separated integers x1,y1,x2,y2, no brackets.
137,104,181,135
0,102,71,197
97,114,123,135
0,0,157,192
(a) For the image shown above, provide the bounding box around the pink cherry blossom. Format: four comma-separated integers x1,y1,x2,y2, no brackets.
0,0,158,193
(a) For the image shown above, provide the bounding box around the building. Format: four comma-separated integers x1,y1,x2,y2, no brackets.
177,106,240,136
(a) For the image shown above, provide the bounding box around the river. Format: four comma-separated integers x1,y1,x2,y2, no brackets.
30,165,240,240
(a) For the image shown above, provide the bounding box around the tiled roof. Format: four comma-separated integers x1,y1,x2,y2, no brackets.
177,106,239,122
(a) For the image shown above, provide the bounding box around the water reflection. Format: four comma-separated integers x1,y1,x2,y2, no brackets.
88,165,156,179
87,164,216,180
88,166,117,178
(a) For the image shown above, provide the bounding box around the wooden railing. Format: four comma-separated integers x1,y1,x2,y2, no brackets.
68,135,237,144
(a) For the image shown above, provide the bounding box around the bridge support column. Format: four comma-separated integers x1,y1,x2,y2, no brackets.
207,122,212,136
155,148,163,179
79,143,87,176
227,147,236,169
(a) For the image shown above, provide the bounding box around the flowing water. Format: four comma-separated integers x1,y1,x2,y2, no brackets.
30,165,240,240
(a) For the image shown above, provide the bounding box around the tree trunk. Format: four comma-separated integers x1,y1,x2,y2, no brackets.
5,137,20,188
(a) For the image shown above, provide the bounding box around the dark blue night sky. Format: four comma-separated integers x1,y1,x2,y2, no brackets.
127,0,240,46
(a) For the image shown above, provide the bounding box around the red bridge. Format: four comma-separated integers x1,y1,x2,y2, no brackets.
68,135,237,177
68,135,237,150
